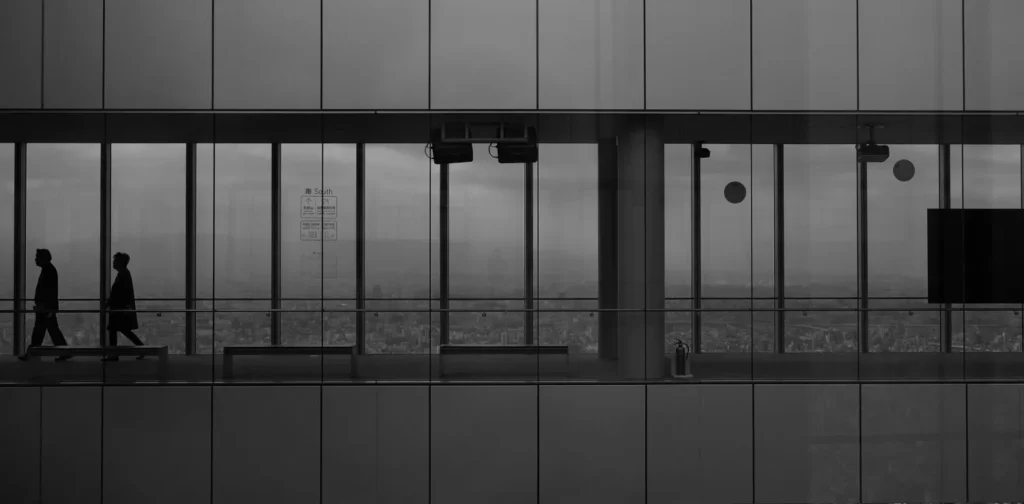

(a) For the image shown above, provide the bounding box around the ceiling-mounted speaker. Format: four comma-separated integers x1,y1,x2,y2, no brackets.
430,128,473,165
497,127,538,164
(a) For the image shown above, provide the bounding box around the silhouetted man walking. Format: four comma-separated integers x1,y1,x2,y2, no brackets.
103,252,145,361
19,249,70,361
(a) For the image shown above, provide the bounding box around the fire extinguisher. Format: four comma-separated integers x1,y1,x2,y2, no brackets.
674,339,692,377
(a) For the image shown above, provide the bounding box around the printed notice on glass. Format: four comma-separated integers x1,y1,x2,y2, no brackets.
300,220,338,241
300,195,338,218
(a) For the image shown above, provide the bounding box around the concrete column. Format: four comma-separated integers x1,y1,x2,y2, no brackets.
598,118,666,379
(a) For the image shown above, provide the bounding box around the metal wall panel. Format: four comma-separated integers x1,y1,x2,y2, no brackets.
430,0,538,110
539,385,645,504
537,0,644,110
754,385,860,503
752,0,857,111
964,0,1024,110
103,386,212,504
41,387,101,504
0,387,41,504
647,385,754,504
322,386,429,504
966,384,1024,501
859,0,964,111
214,0,320,110
105,0,213,109
212,386,321,504
431,386,537,504
646,0,751,110
322,0,429,109
0,0,42,109
44,0,103,109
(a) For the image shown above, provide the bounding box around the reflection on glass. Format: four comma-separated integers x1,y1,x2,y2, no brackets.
867,145,939,352
26,144,102,347
785,145,857,352
537,144,597,351
959,145,1023,352
1,144,12,353
212,144,272,350
111,144,186,353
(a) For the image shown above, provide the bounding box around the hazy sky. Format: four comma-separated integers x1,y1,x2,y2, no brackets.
2,141,1022,299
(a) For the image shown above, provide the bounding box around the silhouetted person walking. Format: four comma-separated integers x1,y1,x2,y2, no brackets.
19,249,70,361
103,252,145,362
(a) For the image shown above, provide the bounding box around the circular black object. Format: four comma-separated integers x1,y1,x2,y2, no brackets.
894,159,915,182
724,181,746,204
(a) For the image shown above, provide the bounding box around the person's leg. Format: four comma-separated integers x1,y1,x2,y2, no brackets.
44,314,72,362
46,315,68,346
123,331,146,359
29,313,47,347
18,314,48,360
123,331,144,346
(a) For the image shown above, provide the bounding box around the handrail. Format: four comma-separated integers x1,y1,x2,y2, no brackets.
0,306,1018,314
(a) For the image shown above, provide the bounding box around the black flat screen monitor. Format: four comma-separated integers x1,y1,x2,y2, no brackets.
928,208,1024,304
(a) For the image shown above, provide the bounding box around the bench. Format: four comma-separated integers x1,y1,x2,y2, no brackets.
438,344,570,377
223,345,358,380
24,345,169,379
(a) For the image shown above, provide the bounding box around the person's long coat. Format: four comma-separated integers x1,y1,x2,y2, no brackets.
107,269,139,331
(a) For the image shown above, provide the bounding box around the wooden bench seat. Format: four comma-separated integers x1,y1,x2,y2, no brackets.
222,345,357,379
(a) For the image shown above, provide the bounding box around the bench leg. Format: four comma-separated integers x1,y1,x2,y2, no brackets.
223,354,233,381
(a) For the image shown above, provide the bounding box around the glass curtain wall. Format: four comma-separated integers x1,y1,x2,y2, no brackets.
3,131,1024,383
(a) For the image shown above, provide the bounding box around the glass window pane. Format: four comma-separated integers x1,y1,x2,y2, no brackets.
281,144,325,347
665,144,692,299
536,144,598,360
365,144,436,354
449,144,524,299
365,144,434,300
213,144,272,349
665,145,693,351
867,146,939,352
784,145,857,352
111,144,186,353
959,145,1022,352
0,144,12,353
537,144,597,300
26,144,101,347
701,144,751,353
196,144,215,353
322,144,357,301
